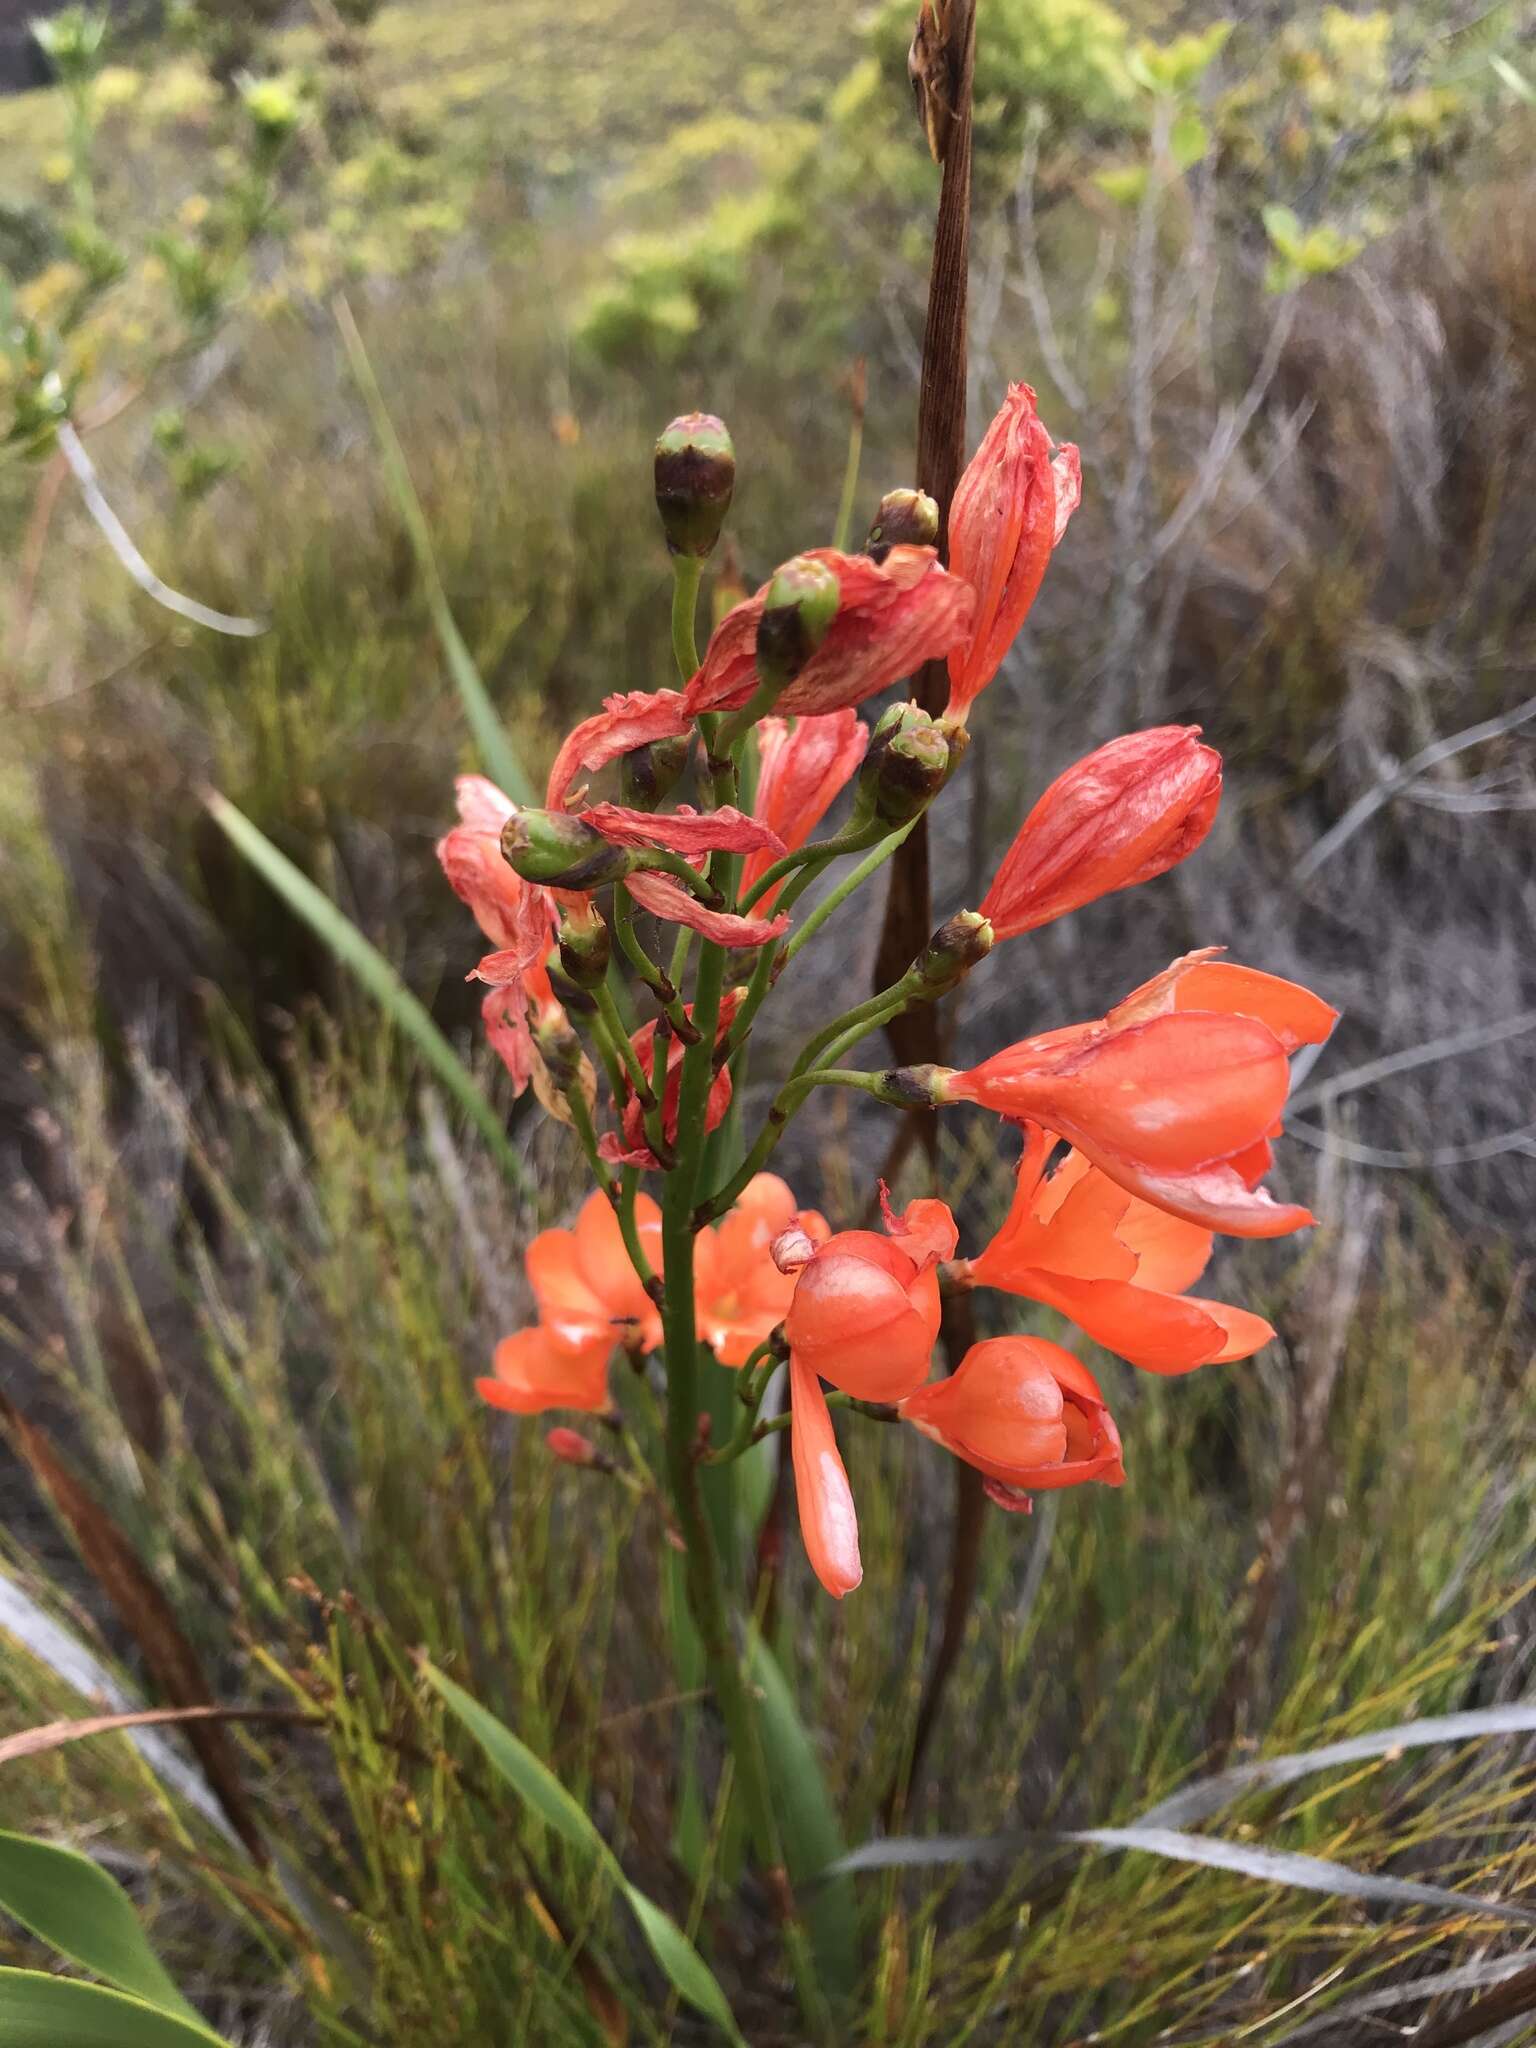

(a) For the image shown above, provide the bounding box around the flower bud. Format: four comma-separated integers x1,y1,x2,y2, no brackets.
654,412,735,558
754,555,841,695
913,910,994,995
545,1427,611,1471
865,487,939,564
500,808,633,890
557,902,611,990
619,732,691,812
853,703,953,827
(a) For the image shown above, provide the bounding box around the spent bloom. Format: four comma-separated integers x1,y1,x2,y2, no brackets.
742,710,869,906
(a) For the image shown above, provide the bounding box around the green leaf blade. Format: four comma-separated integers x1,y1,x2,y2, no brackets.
0,1968,230,2048
0,1831,200,2024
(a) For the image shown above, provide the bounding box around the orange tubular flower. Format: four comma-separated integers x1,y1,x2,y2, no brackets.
682,547,973,720
476,1189,663,1416
944,952,1336,1237
598,991,742,1169
979,726,1222,939
695,1174,829,1365
898,1336,1124,1510
742,710,870,906
945,385,1081,720
967,1125,1275,1373
782,1194,956,1598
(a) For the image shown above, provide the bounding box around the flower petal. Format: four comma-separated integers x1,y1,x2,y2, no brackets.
583,802,786,858
623,871,791,947
790,1352,863,1597
546,689,693,810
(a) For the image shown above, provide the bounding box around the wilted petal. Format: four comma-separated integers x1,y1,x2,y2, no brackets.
623,870,791,948
546,689,693,810
744,710,869,902
583,801,785,858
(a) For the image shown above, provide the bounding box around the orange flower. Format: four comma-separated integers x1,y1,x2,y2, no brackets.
967,1125,1275,1373
783,1194,956,1598
945,385,1081,719
979,727,1221,938
546,689,693,811
682,547,973,720
942,953,1335,1238
898,1336,1123,1509
476,1189,663,1416
783,1191,955,1401
597,991,742,1170
694,1174,829,1365
742,710,870,907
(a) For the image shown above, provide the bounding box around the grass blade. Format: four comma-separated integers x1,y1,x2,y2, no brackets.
0,1832,201,2024
424,1665,746,2045
334,295,537,808
746,1633,861,2013
824,1825,1536,1925
0,1969,229,2047
203,791,532,1199
1135,1705,1536,1831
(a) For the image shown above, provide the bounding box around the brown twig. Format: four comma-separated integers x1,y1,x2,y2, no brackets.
873,0,983,1823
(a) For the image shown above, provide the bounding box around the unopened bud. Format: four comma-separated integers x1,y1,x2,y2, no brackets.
913,910,994,995
620,733,691,812
654,412,735,558
532,1006,586,1094
501,808,633,890
558,902,611,989
546,1427,611,1471
755,555,840,694
865,488,939,564
854,703,952,826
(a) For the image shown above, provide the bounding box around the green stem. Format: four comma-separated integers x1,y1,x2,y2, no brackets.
782,820,918,964
706,1393,896,1465
671,554,703,684
617,1165,660,1301
611,886,697,1042
593,980,655,1107
657,980,831,2039
831,385,865,553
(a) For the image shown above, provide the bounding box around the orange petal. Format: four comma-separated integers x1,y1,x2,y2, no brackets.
479,1327,612,1415
583,802,785,858
623,871,791,948
1112,1198,1213,1295
790,1353,862,1597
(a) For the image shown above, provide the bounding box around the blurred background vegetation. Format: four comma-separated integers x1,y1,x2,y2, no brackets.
1,0,1534,2041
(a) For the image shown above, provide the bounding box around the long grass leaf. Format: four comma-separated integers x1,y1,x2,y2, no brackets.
424,1666,746,2045
334,296,537,808
824,1825,1536,1924
0,1832,202,2024
1135,1705,1536,1831
747,1633,861,2012
203,792,531,1198
0,1969,229,2048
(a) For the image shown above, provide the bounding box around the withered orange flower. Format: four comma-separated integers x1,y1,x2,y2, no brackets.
742,710,869,907
694,1173,828,1366
942,953,1336,1238
582,802,785,859
966,1125,1275,1373
979,726,1221,938
683,547,973,720
622,870,791,949
477,1188,664,1416
438,775,562,1094
946,385,1080,719
598,991,743,1169
545,688,693,811
899,1335,1124,1509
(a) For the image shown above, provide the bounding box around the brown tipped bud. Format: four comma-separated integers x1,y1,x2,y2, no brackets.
532,1006,586,1094
546,1427,611,1471
620,732,692,812
881,1062,951,1108
754,554,841,695
654,412,735,557
558,902,611,990
913,910,994,995
501,808,633,890
854,702,953,827
865,487,939,564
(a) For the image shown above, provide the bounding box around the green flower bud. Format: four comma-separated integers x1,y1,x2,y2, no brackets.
500,809,633,890
654,412,735,558
853,702,953,827
865,487,939,564
755,554,840,694
558,902,611,989
619,733,691,812
912,910,994,995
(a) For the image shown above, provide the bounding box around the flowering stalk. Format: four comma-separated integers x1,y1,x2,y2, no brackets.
440,359,1332,2027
